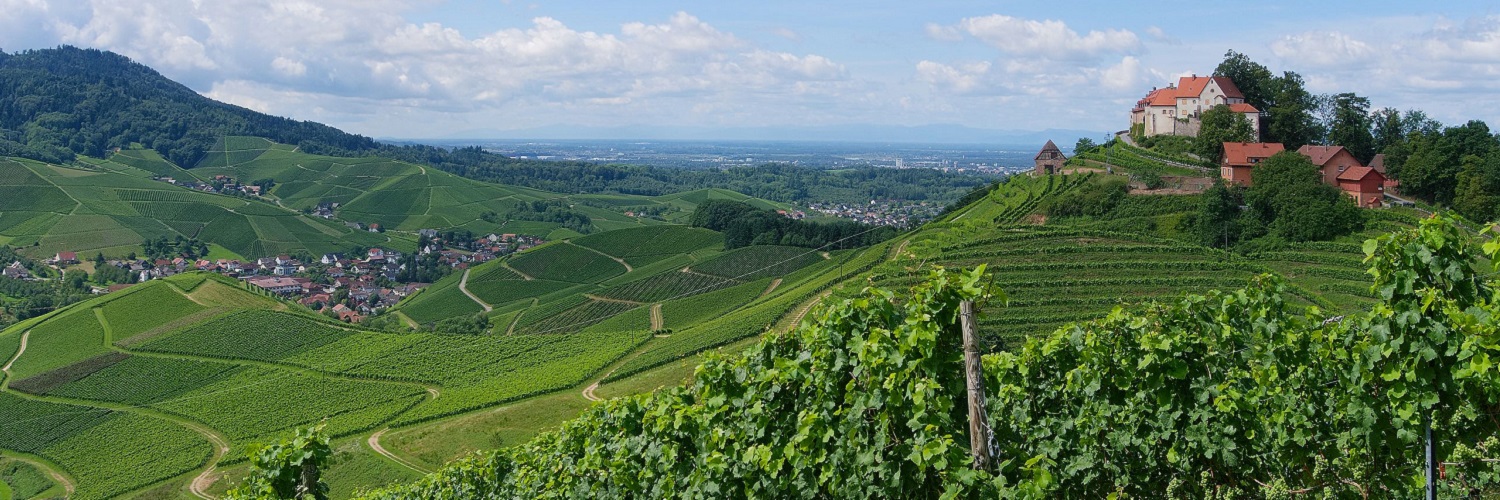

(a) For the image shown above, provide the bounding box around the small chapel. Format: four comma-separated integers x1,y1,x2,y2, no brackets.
1033,140,1066,175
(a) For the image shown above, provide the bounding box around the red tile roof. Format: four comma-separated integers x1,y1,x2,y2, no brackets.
1368,153,1386,173
1337,166,1383,182
1148,87,1176,106
1297,145,1352,167
1176,76,1244,100
1222,142,1285,166
1228,103,1259,113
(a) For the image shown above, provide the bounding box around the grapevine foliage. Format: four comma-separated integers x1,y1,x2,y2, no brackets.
987,212,1500,497
228,424,333,500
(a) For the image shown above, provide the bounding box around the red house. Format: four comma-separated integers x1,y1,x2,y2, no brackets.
1297,145,1364,186
1336,166,1386,208
1220,142,1285,187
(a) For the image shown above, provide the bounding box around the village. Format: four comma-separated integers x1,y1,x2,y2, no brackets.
5,231,543,324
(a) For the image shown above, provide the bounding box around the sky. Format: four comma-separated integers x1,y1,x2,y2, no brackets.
3,0,1500,141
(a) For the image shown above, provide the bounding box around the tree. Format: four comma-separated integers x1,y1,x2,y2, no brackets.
1074,137,1098,155
1325,93,1375,162
1265,71,1322,150
1193,104,1255,164
1244,151,1363,242
1371,107,1405,155
1195,181,1243,248
1453,154,1500,222
1213,50,1275,111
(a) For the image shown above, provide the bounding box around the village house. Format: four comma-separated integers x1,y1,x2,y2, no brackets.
51,251,78,265
1219,142,1286,187
1132,75,1258,140
245,276,311,295
1033,140,1067,175
1336,166,1387,208
2,261,29,280
1298,145,1365,186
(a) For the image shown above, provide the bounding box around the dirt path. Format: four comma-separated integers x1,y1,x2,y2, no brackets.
760,278,783,298
1,330,29,375
458,268,493,312
368,428,431,474
649,304,663,331
187,422,231,500
568,241,632,272
2,454,73,498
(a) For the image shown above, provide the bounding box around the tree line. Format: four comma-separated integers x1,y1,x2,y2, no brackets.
689,200,896,250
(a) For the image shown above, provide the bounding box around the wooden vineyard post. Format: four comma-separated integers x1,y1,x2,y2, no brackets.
960,300,992,470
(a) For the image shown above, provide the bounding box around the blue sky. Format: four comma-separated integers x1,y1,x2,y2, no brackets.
3,1,1499,140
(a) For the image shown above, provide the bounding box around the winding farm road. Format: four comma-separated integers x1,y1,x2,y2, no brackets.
186,424,231,500
1,330,29,375
569,241,632,272
368,428,431,474
458,269,493,312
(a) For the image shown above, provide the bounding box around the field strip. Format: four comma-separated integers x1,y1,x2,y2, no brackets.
0,452,73,497
1,330,30,376
458,268,493,312
502,262,534,281
368,428,431,474
567,241,633,272
760,278,783,298
395,311,419,329
778,290,832,334
586,295,646,306
649,304,663,331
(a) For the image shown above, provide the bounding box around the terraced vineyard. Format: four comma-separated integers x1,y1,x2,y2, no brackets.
868,173,1412,348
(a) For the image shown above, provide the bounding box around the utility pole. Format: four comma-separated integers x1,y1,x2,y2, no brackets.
959,300,992,470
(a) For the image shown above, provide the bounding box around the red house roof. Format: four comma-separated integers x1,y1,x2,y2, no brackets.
1336,166,1383,182
1297,145,1352,167
1177,76,1244,99
1227,103,1259,113
1221,142,1285,166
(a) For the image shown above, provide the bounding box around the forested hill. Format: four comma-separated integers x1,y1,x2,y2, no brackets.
0,46,375,164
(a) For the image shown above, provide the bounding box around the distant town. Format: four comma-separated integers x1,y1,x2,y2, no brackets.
11,231,544,324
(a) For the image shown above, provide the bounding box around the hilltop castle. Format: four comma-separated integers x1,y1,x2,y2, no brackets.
1130,75,1260,141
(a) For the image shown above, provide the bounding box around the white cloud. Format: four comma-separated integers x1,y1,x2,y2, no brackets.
924,22,963,42
916,60,990,93
0,1,856,134
1270,31,1374,67
942,14,1141,60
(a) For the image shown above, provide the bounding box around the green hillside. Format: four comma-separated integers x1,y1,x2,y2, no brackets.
0,141,798,259
0,156,390,258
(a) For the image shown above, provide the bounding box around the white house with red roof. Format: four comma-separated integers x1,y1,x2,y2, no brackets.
1132,75,1258,140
